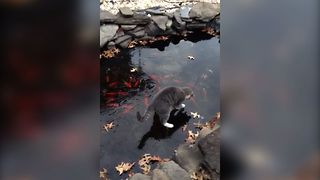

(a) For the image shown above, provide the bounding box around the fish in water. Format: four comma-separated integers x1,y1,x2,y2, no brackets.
137,86,194,128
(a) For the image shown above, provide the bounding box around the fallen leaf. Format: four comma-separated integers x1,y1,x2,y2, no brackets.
190,112,201,119
103,122,115,132
115,162,135,175
187,56,195,60
185,130,199,144
100,168,109,180
138,154,165,174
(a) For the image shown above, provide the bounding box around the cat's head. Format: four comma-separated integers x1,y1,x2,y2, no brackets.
181,87,194,100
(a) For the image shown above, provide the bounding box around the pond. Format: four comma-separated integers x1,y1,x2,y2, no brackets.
100,33,220,179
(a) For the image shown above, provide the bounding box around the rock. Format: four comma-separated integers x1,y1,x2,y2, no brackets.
151,15,169,31
100,24,118,47
151,169,170,180
146,22,162,36
115,35,132,48
189,2,220,22
158,161,191,180
107,41,116,49
174,144,204,173
129,173,151,180
119,7,134,17
198,129,220,178
165,12,173,19
180,6,191,19
121,25,137,31
173,10,186,30
126,26,146,38
166,19,173,29
100,10,117,23
146,9,164,15
115,13,151,25
186,23,207,30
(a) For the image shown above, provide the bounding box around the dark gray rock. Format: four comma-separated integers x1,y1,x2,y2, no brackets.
100,24,118,47
186,22,207,30
126,26,146,38
146,22,162,36
146,9,164,15
198,129,220,178
173,10,186,30
151,15,169,31
115,35,132,48
121,25,137,31
115,13,151,25
119,7,134,17
151,169,170,180
174,144,204,173
158,161,191,180
100,10,117,23
189,2,220,22
129,173,151,180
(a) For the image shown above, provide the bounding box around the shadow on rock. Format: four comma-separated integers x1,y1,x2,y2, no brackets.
138,109,191,149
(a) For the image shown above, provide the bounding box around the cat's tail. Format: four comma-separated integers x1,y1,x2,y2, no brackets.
137,108,153,122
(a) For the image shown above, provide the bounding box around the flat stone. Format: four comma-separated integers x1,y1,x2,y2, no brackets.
115,35,132,48
186,23,207,30
100,24,118,47
198,129,220,177
189,2,220,22
173,10,186,30
151,15,169,31
115,13,151,25
121,25,137,31
146,9,164,15
107,41,115,49
151,169,170,180
119,7,134,17
129,173,151,180
100,10,117,23
174,144,204,173
126,27,146,38
158,161,191,180
165,12,173,19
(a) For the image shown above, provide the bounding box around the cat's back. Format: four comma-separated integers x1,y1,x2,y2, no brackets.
152,86,181,103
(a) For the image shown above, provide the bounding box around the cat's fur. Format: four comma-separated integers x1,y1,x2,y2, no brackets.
137,86,194,128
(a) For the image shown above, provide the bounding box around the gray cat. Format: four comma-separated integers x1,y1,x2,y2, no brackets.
137,86,194,128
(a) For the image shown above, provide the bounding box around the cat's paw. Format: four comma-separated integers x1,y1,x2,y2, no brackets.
164,123,174,128
181,103,186,108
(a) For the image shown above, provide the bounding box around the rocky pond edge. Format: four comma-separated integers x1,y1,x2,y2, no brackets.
100,2,220,50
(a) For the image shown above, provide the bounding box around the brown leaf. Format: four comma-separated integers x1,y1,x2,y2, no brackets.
103,122,115,132
185,130,199,144
115,162,135,175
100,168,109,180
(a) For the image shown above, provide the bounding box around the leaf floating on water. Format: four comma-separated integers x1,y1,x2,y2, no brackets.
128,41,138,48
130,67,138,73
138,154,166,174
103,122,115,132
100,168,109,180
185,130,199,144
101,48,120,59
190,112,201,119
187,56,195,60
115,162,135,175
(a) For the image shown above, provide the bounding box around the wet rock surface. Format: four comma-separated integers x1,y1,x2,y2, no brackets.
158,161,191,180
129,173,152,180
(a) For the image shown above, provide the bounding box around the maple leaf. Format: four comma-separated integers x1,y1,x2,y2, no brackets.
115,162,135,175
103,122,115,132
185,130,199,144
100,168,109,180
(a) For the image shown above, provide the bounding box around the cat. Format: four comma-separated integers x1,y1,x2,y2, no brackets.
137,86,194,128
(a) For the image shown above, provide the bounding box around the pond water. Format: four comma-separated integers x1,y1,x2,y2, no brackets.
100,34,220,179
